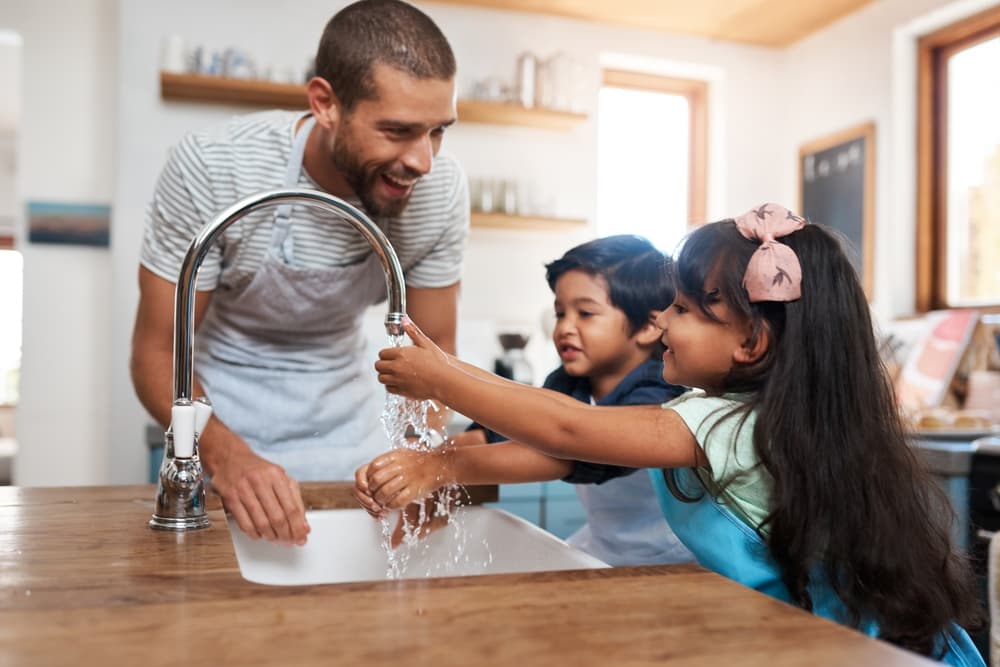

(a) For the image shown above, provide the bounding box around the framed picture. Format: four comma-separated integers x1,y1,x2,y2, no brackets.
895,309,979,411
27,201,111,247
798,122,875,297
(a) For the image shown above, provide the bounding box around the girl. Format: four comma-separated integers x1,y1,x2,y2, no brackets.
367,204,984,665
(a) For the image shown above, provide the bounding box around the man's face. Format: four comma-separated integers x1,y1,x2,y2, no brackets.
330,64,456,217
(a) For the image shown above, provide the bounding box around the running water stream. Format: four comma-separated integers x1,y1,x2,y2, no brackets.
377,334,490,579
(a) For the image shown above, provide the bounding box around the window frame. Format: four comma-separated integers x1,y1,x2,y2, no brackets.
0,243,20,407
600,69,708,226
916,4,1000,311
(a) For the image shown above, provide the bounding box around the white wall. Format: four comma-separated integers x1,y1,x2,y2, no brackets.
1,0,117,486
775,0,1000,321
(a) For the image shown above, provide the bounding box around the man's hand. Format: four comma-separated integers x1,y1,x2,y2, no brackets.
211,442,310,545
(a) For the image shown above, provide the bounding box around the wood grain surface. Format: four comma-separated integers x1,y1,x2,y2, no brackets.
0,485,935,666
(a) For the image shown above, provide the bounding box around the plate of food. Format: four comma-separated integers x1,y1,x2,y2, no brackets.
907,408,1000,440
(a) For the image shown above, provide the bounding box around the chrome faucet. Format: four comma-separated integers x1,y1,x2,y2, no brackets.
150,188,407,531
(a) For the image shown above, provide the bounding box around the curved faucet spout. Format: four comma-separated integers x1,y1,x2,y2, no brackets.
172,188,407,402
153,187,406,531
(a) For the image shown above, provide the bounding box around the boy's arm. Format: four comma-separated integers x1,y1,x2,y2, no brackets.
448,441,573,485
364,440,573,510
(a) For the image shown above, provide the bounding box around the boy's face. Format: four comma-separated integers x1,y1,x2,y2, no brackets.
551,270,643,381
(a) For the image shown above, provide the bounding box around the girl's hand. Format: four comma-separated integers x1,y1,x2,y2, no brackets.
352,463,386,518
365,447,454,510
375,318,451,401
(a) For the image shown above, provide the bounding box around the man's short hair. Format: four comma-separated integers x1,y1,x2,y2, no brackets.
315,0,456,111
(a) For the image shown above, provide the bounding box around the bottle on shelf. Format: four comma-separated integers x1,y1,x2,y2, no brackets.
516,52,537,109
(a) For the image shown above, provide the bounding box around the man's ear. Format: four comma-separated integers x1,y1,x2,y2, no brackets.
634,311,664,347
306,77,341,129
733,324,770,364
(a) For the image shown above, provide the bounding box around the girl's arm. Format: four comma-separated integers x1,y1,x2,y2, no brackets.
430,348,585,409
376,319,706,470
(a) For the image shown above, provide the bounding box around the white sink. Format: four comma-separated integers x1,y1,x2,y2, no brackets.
227,506,609,586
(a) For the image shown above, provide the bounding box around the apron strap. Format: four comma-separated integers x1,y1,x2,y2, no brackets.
271,115,316,261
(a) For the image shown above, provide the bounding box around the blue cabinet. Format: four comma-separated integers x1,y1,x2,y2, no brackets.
484,480,587,540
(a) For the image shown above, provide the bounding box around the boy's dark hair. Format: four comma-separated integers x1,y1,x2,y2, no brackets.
673,220,984,657
315,0,456,112
545,235,673,336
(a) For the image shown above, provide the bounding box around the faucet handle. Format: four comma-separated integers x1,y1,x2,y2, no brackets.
193,397,213,438
171,399,196,458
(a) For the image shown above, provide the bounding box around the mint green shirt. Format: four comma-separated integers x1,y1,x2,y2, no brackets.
663,391,773,531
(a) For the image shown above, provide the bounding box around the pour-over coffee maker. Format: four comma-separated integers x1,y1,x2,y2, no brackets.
495,331,533,384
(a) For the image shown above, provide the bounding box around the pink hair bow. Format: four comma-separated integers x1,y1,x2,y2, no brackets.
733,203,806,302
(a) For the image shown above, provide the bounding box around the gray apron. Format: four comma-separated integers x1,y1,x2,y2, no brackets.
567,471,694,566
565,395,694,566
194,116,390,480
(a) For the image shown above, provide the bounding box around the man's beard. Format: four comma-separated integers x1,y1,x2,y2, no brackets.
330,136,414,219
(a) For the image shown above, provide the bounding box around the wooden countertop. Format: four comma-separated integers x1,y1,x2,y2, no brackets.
0,484,935,666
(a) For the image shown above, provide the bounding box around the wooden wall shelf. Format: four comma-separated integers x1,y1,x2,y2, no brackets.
471,212,586,230
456,99,587,130
159,72,587,130
160,71,305,108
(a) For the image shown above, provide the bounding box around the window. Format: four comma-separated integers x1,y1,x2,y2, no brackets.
0,249,20,405
917,6,1000,310
596,70,707,253
0,32,19,404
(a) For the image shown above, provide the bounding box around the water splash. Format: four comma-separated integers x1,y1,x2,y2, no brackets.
377,333,482,579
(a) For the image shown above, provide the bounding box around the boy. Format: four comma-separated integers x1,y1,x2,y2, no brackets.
356,235,692,565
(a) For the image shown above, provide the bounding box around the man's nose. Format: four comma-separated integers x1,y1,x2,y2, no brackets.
401,134,434,176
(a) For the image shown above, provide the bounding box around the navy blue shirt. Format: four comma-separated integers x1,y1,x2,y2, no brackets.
471,359,686,484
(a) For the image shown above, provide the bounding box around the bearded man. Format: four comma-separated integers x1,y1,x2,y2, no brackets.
131,0,466,546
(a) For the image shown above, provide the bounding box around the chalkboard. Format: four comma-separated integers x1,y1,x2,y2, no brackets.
798,122,875,297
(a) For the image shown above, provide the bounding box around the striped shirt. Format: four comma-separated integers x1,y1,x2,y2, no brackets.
140,110,469,291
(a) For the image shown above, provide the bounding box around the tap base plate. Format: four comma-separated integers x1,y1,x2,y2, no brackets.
149,515,211,531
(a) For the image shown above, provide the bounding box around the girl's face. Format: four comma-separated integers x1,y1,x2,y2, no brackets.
655,287,751,392
551,269,646,385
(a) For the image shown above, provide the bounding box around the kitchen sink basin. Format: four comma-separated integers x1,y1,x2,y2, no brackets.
227,506,609,586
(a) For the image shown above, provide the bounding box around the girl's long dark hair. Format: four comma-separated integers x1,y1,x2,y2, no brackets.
674,221,983,656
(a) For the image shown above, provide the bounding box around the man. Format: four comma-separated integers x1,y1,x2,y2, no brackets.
130,0,466,546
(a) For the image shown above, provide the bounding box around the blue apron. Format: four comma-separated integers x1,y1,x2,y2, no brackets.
649,467,984,666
